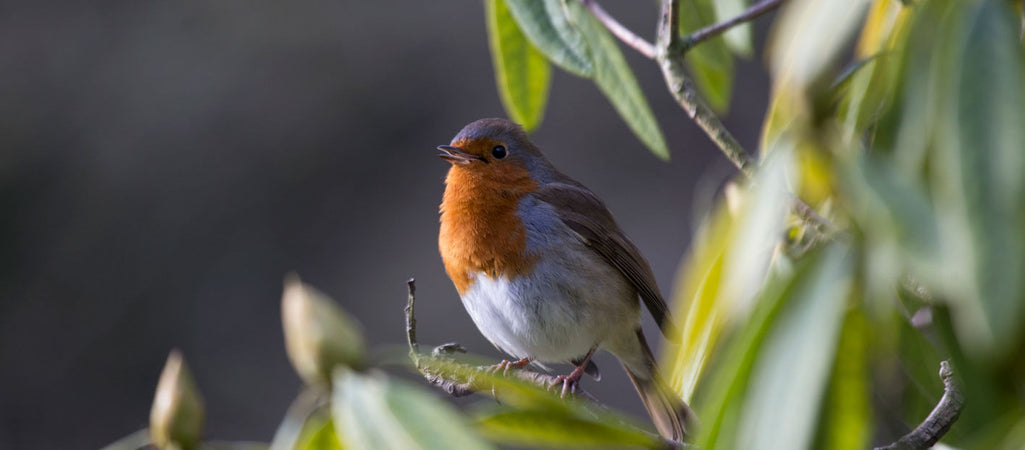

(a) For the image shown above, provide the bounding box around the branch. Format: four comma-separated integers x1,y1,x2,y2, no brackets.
579,0,656,59
874,361,964,450
681,0,783,51
657,0,755,177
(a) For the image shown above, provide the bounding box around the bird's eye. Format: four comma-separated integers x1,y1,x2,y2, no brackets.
491,145,507,159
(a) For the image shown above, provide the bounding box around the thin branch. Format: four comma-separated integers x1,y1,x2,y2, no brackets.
579,0,656,59
681,0,783,51
874,361,964,450
657,0,755,178
405,278,419,361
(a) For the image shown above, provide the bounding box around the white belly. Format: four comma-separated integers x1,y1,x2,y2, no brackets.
459,249,640,363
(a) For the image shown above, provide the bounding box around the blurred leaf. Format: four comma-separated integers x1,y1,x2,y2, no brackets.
486,0,551,132
695,244,852,449
282,275,366,386
416,356,573,412
331,368,492,450
855,0,910,59
679,0,736,112
503,0,595,77
667,147,793,402
947,0,1025,354
768,0,871,90
475,408,659,449
151,350,205,450
270,388,331,450
201,443,270,450
734,244,851,450
568,1,670,160
814,309,872,450
293,419,343,450
101,429,150,450
712,0,753,57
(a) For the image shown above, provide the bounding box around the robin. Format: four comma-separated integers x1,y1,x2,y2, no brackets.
437,118,695,440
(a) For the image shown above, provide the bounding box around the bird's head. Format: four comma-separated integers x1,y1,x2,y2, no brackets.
438,118,552,184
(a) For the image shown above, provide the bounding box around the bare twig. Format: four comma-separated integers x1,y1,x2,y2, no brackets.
874,361,963,450
681,0,783,51
580,0,656,59
405,278,419,361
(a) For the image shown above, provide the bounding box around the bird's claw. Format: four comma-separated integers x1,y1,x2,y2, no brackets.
486,358,530,377
548,374,581,398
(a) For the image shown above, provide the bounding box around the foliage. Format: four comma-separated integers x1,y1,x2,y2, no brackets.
107,0,1025,448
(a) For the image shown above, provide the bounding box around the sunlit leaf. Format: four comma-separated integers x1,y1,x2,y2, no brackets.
768,0,871,90
679,0,736,112
734,244,852,449
504,0,595,77
694,244,852,449
475,408,659,448
270,388,334,450
712,0,753,57
294,419,343,450
568,1,670,160
667,146,793,402
814,310,872,450
331,368,493,450
486,0,551,132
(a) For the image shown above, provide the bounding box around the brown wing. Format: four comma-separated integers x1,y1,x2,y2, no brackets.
533,181,678,339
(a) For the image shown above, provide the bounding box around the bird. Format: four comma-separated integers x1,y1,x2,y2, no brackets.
436,118,695,441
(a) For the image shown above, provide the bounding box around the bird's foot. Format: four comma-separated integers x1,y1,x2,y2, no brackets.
487,358,531,377
549,365,587,398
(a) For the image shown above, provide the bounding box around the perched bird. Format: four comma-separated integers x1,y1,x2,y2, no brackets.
436,118,694,440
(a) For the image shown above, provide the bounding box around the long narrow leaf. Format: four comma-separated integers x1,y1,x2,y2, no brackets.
486,0,551,132
568,2,670,160
504,0,594,77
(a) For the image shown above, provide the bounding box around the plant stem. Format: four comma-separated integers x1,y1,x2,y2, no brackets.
681,0,784,51
579,0,656,59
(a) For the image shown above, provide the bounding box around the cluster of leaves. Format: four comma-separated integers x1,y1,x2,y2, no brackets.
663,0,1025,448
104,278,669,450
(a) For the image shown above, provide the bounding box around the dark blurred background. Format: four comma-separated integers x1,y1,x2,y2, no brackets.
0,2,771,448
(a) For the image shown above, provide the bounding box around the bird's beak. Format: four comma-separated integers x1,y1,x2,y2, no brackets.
437,145,487,165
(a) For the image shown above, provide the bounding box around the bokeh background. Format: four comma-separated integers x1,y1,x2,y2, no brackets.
0,2,771,448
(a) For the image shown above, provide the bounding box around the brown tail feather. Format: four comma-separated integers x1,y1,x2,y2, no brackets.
622,330,696,442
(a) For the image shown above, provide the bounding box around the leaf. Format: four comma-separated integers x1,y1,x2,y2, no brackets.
768,0,871,90
475,408,659,448
712,0,753,57
694,244,852,449
270,388,333,450
813,310,872,450
486,0,552,132
667,145,793,402
947,0,1025,354
331,368,493,450
567,2,670,160
733,244,852,450
679,0,736,112
294,419,343,450
503,0,594,77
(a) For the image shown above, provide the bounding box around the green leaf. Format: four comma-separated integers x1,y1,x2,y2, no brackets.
503,0,595,77
948,0,1025,355
712,0,753,57
695,244,852,449
813,310,872,450
667,144,793,402
733,244,852,449
270,388,334,450
486,0,552,132
294,419,343,450
332,368,493,450
768,0,871,90
475,408,659,448
568,2,670,160
679,0,736,112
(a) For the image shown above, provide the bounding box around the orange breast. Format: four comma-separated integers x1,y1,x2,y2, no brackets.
439,164,539,294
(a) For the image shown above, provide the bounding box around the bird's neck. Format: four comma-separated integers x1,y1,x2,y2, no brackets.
439,167,539,295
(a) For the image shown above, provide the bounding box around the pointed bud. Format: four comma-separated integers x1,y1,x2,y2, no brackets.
282,274,366,386
150,350,205,450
